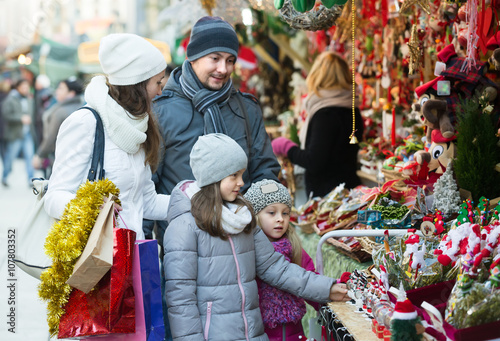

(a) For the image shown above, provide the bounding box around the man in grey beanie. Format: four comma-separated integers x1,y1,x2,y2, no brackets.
146,16,280,341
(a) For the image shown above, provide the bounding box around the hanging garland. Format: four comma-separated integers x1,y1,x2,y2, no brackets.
277,0,344,31
38,179,120,336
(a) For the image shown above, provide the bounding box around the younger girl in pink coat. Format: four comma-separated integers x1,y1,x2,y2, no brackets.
245,179,320,340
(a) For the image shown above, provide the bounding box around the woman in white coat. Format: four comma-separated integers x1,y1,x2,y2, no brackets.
44,33,170,239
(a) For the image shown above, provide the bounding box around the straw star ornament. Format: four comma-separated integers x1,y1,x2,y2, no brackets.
407,25,421,75
399,0,430,15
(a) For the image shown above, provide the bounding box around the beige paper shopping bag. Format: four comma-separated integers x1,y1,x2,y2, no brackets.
66,194,115,293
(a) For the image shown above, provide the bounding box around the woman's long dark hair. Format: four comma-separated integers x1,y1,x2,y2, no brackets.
106,77,162,172
191,182,256,240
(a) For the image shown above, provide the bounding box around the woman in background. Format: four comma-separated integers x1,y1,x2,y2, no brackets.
272,51,364,197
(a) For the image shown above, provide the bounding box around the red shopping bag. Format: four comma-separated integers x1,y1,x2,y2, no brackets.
58,228,136,339
82,239,165,341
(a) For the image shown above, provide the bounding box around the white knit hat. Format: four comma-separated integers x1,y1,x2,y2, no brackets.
99,33,166,86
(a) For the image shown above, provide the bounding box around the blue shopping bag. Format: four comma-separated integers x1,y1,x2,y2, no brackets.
82,239,164,341
136,240,165,341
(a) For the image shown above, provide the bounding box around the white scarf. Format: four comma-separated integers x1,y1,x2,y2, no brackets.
299,89,353,148
183,182,252,235
84,76,148,154
221,203,252,235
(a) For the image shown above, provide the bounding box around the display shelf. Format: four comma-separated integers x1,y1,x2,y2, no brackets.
324,301,379,341
297,229,373,336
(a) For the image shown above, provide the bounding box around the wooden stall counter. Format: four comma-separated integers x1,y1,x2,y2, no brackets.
325,301,380,341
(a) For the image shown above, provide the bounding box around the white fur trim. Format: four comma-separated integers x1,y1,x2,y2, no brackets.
392,311,418,320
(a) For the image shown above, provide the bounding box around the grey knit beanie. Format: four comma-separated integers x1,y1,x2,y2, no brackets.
190,133,248,187
186,16,239,62
99,33,166,86
244,179,292,214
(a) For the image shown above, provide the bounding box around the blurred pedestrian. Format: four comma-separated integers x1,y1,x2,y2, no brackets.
34,74,54,147
0,80,11,168
32,77,83,178
1,79,35,187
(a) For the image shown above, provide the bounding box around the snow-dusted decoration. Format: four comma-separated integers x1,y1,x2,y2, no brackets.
432,161,461,217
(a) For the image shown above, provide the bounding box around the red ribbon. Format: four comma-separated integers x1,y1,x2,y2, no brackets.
381,0,388,27
391,107,396,147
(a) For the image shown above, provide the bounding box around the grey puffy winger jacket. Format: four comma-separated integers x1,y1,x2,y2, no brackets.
164,181,335,341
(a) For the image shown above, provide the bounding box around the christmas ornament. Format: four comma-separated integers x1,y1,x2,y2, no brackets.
432,161,461,217
278,0,344,31
407,25,421,75
399,0,430,15
391,284,422,341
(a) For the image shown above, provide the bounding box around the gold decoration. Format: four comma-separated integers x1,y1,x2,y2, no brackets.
350,0,358,144
407,24,421,75
38,179,120,336
200,0,216,16
399,0,430,15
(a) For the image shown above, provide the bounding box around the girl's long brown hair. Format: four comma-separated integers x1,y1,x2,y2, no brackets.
191,182,256,240
106,77,162,173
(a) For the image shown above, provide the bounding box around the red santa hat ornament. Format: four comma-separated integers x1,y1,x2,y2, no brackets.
393,299,418,320
405,233,420,244
237,46,258,70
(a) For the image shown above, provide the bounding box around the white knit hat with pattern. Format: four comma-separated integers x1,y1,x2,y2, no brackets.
244,179,292,214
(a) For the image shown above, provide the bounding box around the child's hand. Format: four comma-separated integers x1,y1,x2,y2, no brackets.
329,282,348,302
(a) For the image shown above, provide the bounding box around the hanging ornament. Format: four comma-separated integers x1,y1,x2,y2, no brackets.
399,0,431,16
460,0,479,73
349,0,358,145
407,24,422,75
278,0,344,31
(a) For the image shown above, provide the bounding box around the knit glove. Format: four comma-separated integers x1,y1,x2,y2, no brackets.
271,137,298,157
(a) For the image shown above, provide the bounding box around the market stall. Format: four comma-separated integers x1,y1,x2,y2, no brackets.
263,0,500,339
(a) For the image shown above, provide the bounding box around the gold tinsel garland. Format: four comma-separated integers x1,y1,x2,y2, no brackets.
38,179,120,336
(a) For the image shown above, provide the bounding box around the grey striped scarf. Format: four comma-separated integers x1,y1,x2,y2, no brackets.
179,60,232,134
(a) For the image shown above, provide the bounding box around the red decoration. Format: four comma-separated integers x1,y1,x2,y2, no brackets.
58,228,137,339
391,107,396,147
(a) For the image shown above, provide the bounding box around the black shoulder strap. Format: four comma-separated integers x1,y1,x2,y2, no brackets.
81,107,105,181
